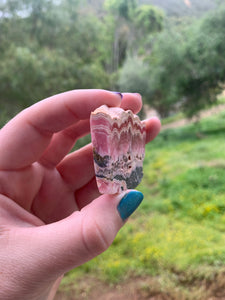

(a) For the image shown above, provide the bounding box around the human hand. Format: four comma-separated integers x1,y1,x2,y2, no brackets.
0,90,160,300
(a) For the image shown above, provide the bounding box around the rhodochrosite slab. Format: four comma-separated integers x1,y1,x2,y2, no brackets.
90,105,146,194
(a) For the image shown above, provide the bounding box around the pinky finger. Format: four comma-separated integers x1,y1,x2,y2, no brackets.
143,117,161,144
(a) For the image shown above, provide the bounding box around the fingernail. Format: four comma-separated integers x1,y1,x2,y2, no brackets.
117,191,144,221
113,92,123,99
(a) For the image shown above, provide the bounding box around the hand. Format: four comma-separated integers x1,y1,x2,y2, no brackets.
0,90,160,300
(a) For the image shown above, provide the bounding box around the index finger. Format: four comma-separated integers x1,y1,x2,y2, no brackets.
0,89,122,170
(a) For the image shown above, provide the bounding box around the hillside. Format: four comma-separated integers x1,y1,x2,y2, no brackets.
139,0,217,17
83,0,218,19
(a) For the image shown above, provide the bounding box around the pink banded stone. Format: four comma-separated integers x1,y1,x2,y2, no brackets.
90,105,146,194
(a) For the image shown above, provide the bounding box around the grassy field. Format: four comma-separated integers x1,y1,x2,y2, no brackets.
60,109,225,298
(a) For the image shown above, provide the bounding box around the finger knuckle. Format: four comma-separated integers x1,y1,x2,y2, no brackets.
81,216,111,257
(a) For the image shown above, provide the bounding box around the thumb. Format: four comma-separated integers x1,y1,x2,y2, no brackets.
29,191,143,278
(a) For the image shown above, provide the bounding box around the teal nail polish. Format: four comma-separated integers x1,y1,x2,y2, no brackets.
117,191,144,221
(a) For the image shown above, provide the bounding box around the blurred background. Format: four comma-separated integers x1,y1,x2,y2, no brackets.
0,0,225,299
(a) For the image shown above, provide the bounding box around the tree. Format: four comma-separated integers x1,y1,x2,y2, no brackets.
118,56,150,94
145,5,225,117
145,29,185,117
0,0,111,117
104,0,137,20
103,0,138,73
135,4,164,35
179,6,225,116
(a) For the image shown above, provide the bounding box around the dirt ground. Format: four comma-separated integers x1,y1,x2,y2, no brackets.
55,276,170,300
55,274,225,300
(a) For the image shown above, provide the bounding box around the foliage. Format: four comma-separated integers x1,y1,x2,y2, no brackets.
0,45,109,110
146,28,185,117
0,0,111,116
178,7,225,116
144,6,225,117
104,0,137,20
135,4,164,34
117,56,150,94
117,4,225,117
1,0,224,119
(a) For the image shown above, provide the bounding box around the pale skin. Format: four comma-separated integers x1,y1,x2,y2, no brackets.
0,90,161,300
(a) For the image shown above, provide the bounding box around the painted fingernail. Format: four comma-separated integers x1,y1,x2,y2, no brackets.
113,92,123,99
117,191,144,221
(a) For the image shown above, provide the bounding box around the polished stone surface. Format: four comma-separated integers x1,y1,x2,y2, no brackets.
90,105,146,194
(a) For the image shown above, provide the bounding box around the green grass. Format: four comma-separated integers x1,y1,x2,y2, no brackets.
61,109,225,296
